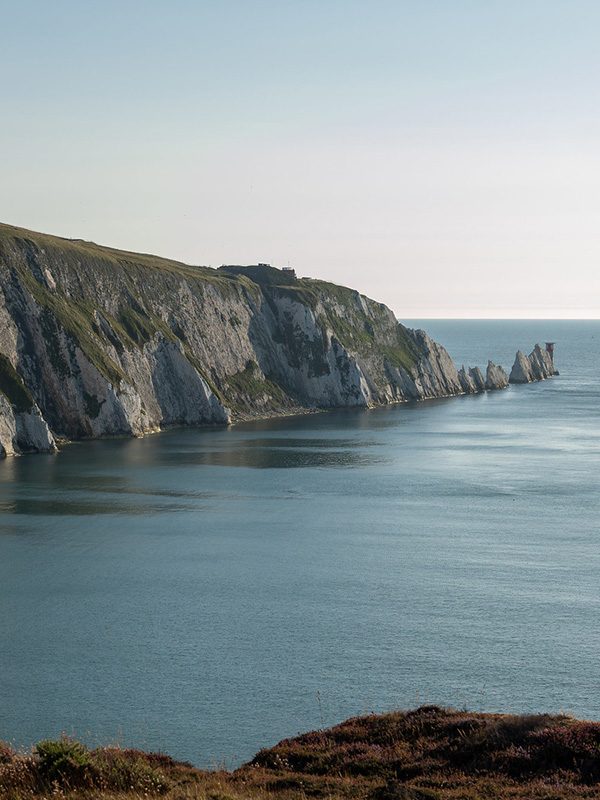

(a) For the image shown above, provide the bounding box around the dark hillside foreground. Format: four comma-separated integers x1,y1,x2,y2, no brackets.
3,706,600,799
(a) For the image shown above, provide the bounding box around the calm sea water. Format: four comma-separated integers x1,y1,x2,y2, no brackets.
1,320,599,767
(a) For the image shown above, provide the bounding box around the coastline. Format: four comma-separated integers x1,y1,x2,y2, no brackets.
2,384,518,459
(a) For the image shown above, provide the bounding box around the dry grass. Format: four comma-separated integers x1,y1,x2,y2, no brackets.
3,707,600,799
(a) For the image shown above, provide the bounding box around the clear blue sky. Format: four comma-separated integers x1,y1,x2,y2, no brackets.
2,0,600,316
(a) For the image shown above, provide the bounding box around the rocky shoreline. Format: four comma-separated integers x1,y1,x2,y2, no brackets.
0,223,557,457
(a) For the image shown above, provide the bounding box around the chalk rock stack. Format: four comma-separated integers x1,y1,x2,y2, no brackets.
457,365,495,393
457,366,476,393
485,361,509,390
468,367,487,392
509,344,558,384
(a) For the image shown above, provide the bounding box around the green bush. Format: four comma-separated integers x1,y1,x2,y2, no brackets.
90,748,172,794
0,354,34,413
35,737,91,786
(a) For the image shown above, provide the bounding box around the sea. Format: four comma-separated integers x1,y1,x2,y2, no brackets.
1,320,599,767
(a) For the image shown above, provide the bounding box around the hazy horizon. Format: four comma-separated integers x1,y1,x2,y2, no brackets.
3,1,599,318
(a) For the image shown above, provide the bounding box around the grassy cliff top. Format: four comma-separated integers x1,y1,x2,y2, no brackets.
0,223,386,310
2,706,600,799
0,222,420,388
0,222,236,285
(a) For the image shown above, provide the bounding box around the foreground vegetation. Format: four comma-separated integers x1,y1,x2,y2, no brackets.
3,706,600,799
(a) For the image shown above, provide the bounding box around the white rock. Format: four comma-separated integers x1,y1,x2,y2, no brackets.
509,344,557,384
485,361,509,390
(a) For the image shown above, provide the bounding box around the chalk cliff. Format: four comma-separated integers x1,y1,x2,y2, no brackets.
0,223,553,456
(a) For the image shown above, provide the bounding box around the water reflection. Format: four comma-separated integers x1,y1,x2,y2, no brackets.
0,498,201,516
158,446,385,469
241,436,379,449
0,421,390,519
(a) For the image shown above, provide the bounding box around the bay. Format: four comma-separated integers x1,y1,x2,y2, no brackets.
1,320,599,767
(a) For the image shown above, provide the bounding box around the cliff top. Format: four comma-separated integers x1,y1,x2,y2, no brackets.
2,706,598,799
0,220,428,451
0,222,392,335
0,221,239,287
0,223,376,308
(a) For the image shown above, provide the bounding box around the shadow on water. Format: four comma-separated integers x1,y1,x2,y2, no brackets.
0,411,396,518
0,498,200,516
239,436,380,449
158,446,386,469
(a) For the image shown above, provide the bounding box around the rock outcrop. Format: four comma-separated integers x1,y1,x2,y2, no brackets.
0,223,555,456
0,395,56,457
0,353,56,456
509,344,558,383
458,366,477,394
469,366,487,392
485,361,509,390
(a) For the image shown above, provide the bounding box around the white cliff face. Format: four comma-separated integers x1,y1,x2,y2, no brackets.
0,395,21,457
15,407,57,453
123,337,231,428
255,292,371,408
0,223,558,456
510,344,557,383
0,394,56,457
404,331,463,399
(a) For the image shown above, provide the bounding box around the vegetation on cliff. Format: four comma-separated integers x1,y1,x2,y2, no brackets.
0,222,549,456
2,706,600,799
0,354,34,413
0,222,440,453
0,224,416,395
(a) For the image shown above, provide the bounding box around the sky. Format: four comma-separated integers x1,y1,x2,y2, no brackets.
2,0,600,318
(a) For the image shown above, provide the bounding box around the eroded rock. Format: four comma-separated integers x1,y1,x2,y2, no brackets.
510,344,558,383
486,361,509,390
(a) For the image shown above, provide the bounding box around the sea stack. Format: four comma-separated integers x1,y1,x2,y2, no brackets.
457,366,477,393
468,367,487,392
509,343,559,384
485,361,509,390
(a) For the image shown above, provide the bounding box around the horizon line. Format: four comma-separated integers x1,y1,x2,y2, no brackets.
399,316,600,321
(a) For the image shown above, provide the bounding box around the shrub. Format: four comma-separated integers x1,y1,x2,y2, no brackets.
35,737,92,787
0,754,38,797
0,742,14,764
90,747,172,794
369,780,440,800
